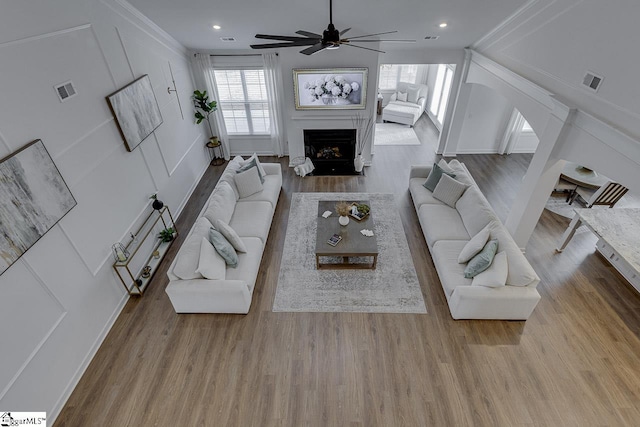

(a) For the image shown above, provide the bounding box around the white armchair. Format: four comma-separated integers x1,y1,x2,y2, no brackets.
382,82,428,126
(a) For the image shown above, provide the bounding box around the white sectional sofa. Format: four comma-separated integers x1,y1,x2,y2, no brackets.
382,82,428,126
409,160,541,320
166,156,282,314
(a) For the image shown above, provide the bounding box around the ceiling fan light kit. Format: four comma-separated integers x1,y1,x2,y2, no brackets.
250,0,415,55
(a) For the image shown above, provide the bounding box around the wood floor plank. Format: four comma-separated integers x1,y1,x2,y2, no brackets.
55,117,640,426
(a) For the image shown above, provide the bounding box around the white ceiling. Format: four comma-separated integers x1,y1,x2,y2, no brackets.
127,0,530,51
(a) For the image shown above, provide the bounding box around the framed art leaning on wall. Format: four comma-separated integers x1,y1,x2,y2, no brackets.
0,139,76,276
107,74,163,152
293,68,367,110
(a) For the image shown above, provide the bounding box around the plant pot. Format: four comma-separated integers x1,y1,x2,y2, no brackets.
339,215,350,226
152,199,164,210
354,155,364,173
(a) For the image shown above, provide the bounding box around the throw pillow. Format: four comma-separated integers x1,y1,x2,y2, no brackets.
458,223,492,264
397,92,408,102
433,174,469,208
195,237,226,280
407,85,420,104
234,166,263,198
203,181,236,225
423,162,456,192
214,219,247,253
237,158,265,184
437,158,455,174
242,153,267,178
172,234,204,280
472,251,508,288
208,227,238,268
464,239,499,278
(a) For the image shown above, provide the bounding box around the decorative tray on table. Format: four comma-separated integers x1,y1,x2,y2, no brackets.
349,203,370,221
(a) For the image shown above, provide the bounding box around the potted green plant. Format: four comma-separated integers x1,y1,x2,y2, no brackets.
158,227,175,242
193,90,217,143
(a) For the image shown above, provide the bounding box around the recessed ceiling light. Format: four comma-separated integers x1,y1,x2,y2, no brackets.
439,22,448,28
212,25,221,30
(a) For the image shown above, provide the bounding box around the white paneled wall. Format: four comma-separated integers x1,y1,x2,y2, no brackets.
0,0,207,420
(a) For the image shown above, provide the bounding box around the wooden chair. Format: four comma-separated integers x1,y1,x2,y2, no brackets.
569,181,629,208
553,177,578,202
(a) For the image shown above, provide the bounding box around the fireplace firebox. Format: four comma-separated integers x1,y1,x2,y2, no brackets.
303,129,359,175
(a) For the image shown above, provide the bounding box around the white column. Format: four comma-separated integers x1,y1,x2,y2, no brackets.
439,49,472,156
505,105,574,249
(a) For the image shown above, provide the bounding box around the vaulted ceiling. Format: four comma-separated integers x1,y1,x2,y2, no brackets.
127,0,530,51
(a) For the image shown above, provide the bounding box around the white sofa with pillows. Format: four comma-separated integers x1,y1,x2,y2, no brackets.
382,82,428,126
166,155,282,314
409,159,541,320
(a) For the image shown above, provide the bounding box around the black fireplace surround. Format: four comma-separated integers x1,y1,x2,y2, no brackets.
303,129,358,175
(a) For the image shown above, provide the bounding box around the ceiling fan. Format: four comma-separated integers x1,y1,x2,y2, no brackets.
250,0,415,55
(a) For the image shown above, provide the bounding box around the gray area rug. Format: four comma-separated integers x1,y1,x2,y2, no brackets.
273,193,427,313
374,123,420,145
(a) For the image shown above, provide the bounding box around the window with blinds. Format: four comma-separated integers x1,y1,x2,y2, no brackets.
429,64,455,126
213,69,270,135
378,64,419,90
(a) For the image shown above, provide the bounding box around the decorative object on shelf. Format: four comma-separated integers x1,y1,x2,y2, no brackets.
206,136,225,166
106,75,163,152
349,203,370,221
336,202,351,226
352,113,373,173
112,242,130,263
193,89,218,144
0,139,77,276
159,227,175,242
141,265,152,278
293,68,367,110
149,193,164,210
152,250,160,259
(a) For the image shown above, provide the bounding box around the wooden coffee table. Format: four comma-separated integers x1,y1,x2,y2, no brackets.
315,200,378,269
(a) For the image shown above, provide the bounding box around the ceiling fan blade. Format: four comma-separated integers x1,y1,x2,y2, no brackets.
254,34,319,42
344,39,416,43
300,43,327,55
340,27,351,36
296,30,322,38
251,40,319,49
339,42,386,54
344,30,398,40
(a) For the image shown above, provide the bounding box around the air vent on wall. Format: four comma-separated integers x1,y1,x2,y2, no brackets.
582,71,603,92
220,37,236,42
424,36,440,40
54,81,77,102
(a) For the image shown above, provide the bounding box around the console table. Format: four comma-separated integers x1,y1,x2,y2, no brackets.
557,208,640,293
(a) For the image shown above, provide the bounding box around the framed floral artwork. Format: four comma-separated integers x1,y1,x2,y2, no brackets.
293,68,367,110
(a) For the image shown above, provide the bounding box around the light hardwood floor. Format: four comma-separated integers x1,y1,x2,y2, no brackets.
55,119,640,426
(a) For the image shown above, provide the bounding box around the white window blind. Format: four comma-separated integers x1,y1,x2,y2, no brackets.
429,64,455,126
213,69,270,135
378,64,419,90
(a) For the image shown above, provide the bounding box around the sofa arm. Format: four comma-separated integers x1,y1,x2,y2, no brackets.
166,279,252,313
448,285,541,320
262,163,282,176
417,97,427,113
410,165,432,179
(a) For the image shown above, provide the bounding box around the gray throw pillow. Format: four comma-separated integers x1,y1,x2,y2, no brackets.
208,227,238,268
464,239,499,278
423,162,456,192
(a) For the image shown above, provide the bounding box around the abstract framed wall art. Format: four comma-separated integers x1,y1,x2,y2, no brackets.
0,139,76,276
107,74,163,152
293,68,367,110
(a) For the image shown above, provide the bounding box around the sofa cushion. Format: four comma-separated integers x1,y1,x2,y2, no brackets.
195,237,226,280
433,174,469,208
208,227,238,268
214,219,247,253
230,200,273,243
418,204,470,247
225,237,264,292
458,223,492,263
432,240,473,297
446,160,476,187
235,166,264,198
456,186,498,236
489,222,539,287
437,159,455,174
472,251,507,288
172,217,212,280
409,178,444,208
423,162,456,192
219,159,244,200
204,181,236,225
464,239,499,279
236,174,281,207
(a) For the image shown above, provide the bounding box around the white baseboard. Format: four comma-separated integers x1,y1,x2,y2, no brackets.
455,148,499,154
